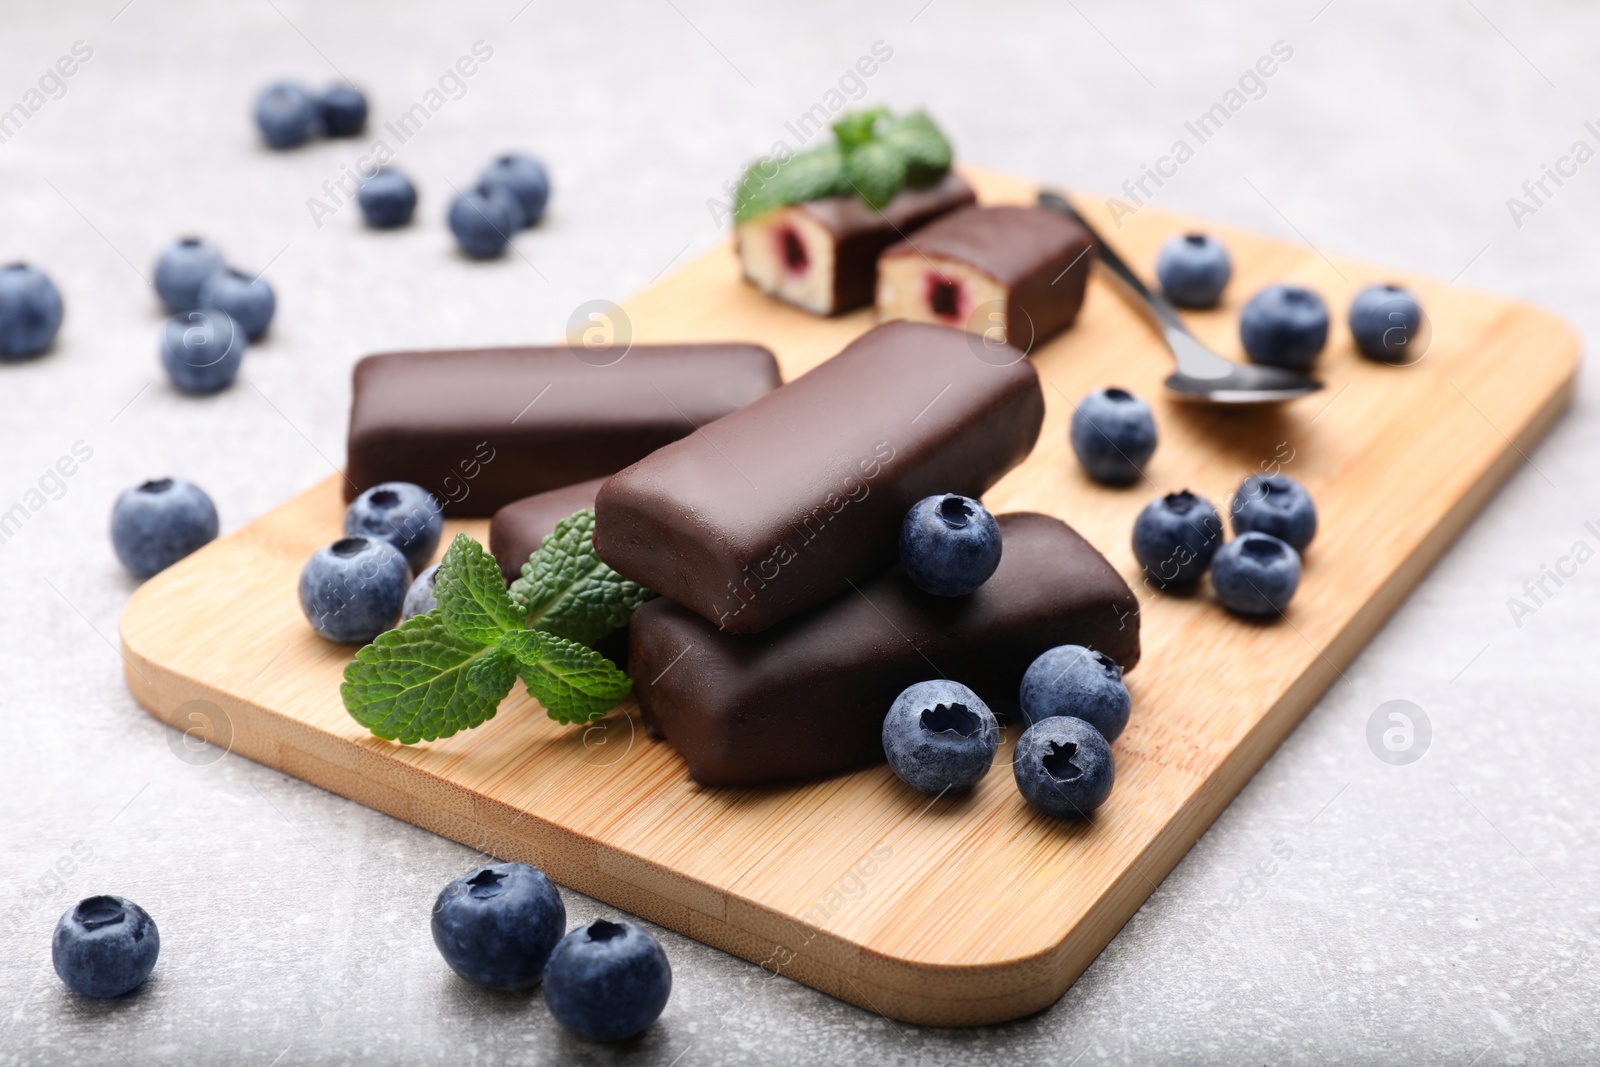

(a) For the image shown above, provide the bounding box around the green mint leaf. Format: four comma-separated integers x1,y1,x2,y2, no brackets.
733,144,848,224
341,613,514,744
879,110,952,186
503,629,633,725
831,106,887,151
843,139,908,211
508,509,655,646
434,533,523,646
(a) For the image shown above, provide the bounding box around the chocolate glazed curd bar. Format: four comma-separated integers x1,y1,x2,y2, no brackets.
736,172,976,316
488,477,606,584
877,205,1094,350
593,321,1045,634
628,512,1140,787
345,344,781,516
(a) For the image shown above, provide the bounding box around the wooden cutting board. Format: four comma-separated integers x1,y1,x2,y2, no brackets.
119,165,1580,1026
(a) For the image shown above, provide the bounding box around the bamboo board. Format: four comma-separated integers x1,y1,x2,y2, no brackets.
119,166,1580,1025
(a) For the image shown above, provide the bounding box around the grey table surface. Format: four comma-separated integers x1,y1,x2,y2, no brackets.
2,0,1598,1063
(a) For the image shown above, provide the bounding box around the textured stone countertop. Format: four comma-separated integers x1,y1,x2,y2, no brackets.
2,1,1597,1063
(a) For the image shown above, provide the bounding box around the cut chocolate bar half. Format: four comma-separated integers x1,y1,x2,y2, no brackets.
736,172,975,316
594,321,1044,634
628,512,1140,787
346,343,780,516
877,205,1094,351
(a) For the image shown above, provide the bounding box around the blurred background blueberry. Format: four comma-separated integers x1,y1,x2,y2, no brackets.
254,81,320,149
1156,233,1232,308
318,83,368,137
0,263,63,359
358,168,418,229
160,309,245,394
448,189,514,259
479,153,550,228
153,237,225,313
1349,283,1427,363
1069,387,1157,486
1239,285,1329,370
196,268,275,340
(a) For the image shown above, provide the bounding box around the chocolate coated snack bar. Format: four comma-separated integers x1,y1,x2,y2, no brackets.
877,205,1094,350
345,344,782,515
628,512,1140,787
488,477,606,583
736,173,976,315
593,321,1045,633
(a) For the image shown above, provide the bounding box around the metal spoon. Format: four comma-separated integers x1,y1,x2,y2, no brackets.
1037,190,1323,404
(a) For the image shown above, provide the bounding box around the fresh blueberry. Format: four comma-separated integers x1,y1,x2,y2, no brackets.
544,920,671,1041
479,154,550,228
402,563,440,621
431,862,566,991
0,263,64,359
1018,645,1130,741
1013,716,1115,818
1132,489,1224,590
1156,233,1232,308
1349,283,1426,363
1211,532,1301,617
344,482,443,572
318,84,368,138
160,309,245,394
1239,285,1329,370
899,494,1002,597
358,168,418,229
1069,387,1157,486
111,478,219,577
448,189,516,259
52,895,160,999
153,237,226,313
1230,474,1317,551
196,268,275,341
881,680,999,794
477,182,527,231
254,81,320,149
298,536,410,643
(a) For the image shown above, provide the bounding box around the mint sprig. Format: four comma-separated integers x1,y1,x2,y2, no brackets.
732,107,953,223
341,510,651,743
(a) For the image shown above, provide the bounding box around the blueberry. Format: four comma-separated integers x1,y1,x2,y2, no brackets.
478,182,527,231
544,920,671,1041
881,680,999,794
1156,233,1232,308
358,168,418,229
153,237,225,314
431,862,565,991
479,154,550,229
1211,532,1301,616
1013,716,1114,818
1132,489,1224,590
344,482,443,572
899,494,1002,597
448,189,516,259
318,84,368,138
160,309,245,394
196,268,275,341
254,81,320,149
1018,645,1130,741
0,262,64,359
1239,285,1329,370
52,895,159,999
1349,283,1426,363
298,536,410,643
402,563,440,621
111,478,219,577
1230,474,1316,551
1069,387,1157,486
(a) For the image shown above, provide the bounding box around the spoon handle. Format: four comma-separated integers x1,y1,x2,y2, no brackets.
1036,191,1187,333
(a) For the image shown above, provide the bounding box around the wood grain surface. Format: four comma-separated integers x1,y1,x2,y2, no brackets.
118,165,1580,1026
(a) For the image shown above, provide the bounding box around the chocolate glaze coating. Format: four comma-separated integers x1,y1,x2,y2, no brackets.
488,477,606,583
594,321,1045,634
346,344,781,516
629,512,1139,787
881,205,1094,349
